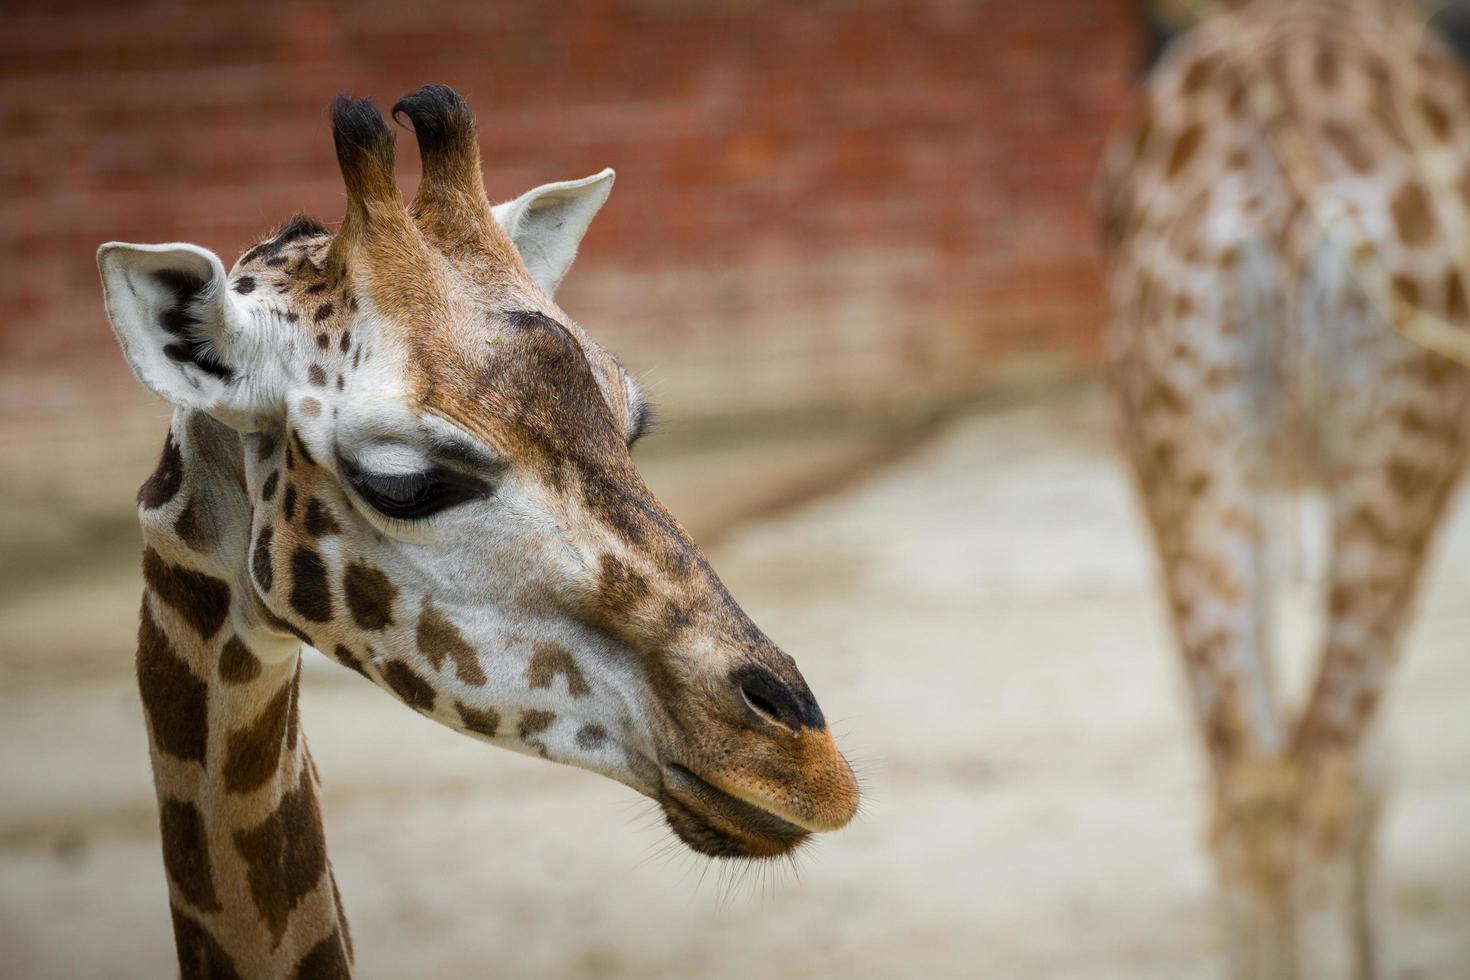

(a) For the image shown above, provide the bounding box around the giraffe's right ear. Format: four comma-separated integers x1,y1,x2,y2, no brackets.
98,242,260,424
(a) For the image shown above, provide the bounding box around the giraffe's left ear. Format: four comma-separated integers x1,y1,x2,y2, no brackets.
492,168,614,297
97,242,263,427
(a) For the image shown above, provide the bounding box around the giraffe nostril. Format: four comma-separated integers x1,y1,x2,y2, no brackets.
731,665,825,732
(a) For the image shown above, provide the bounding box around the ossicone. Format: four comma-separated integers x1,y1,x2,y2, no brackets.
330,94,398,208
391,83,479,181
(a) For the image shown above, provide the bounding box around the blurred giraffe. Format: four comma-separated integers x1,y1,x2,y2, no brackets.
1101,1,1470,976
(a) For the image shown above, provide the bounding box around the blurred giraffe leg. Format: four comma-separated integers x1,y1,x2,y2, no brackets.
1110,280,1302,977
1290,346,1470,980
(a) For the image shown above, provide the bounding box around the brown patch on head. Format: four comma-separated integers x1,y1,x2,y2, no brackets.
415,597,486,686
518,709,556,757
170,906,244,980
300,397,323,418
252,525,275,593
232,769,328,945
1391,181,1436,247
303,498,341,537
137,603,209,764
343,561,396,630
595,554,651,620
159,798,223,913
419,313,645,535
223,677,294,794
138,431,184,509
143,547,231,641
383,660,436,712
289,547,333,623
455,701,500,738
526,643,591,698
219,636,261,684
576,723,608,751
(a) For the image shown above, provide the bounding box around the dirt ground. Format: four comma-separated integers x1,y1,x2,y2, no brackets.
1,391,1467,979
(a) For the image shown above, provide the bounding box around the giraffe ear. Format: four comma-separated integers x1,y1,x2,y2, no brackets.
492,168,614,297
97,242,262,425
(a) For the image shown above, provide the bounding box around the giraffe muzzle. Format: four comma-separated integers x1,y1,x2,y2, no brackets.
659,762,813,858
656,708,860,859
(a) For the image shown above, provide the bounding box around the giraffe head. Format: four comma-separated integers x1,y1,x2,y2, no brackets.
98,86,859,859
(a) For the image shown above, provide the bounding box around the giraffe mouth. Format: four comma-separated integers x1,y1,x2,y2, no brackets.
660,763,810,859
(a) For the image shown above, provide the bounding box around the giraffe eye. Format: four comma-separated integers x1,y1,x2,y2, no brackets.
347,466,488,521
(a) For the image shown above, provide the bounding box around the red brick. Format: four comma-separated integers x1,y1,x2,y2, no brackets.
2,0,1139,414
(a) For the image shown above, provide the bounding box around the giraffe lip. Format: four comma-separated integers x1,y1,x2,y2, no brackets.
660,763,809,859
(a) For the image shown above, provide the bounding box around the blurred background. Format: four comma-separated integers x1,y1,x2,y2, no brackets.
2,1,1468,977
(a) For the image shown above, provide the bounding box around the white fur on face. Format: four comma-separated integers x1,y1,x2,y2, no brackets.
238,297,665,799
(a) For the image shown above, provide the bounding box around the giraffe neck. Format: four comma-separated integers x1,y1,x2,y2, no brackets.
135,409,352,978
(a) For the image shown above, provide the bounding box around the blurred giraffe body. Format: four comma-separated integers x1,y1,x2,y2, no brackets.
1101,0,1470,976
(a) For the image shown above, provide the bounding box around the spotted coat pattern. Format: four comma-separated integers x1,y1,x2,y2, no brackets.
1100,2,1470,975
111,85,859,979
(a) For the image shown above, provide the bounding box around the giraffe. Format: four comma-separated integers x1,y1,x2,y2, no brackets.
1101,1,1470,976
96,86,860,979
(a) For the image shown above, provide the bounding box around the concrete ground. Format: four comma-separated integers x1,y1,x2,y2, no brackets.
2,391,1467,978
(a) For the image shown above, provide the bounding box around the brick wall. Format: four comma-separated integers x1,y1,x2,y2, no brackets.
1,0,1139,421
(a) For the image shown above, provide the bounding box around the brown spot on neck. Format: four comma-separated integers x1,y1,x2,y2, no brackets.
171,906,244,980
138,432,184,510
220,636,262,684
137,602,209,764
143,547,232,641
159,799,223,913
291,928,352,979
231,768,329,946
222,675,296,794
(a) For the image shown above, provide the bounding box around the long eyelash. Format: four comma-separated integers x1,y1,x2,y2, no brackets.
378,514,424,537
631,399,658,444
